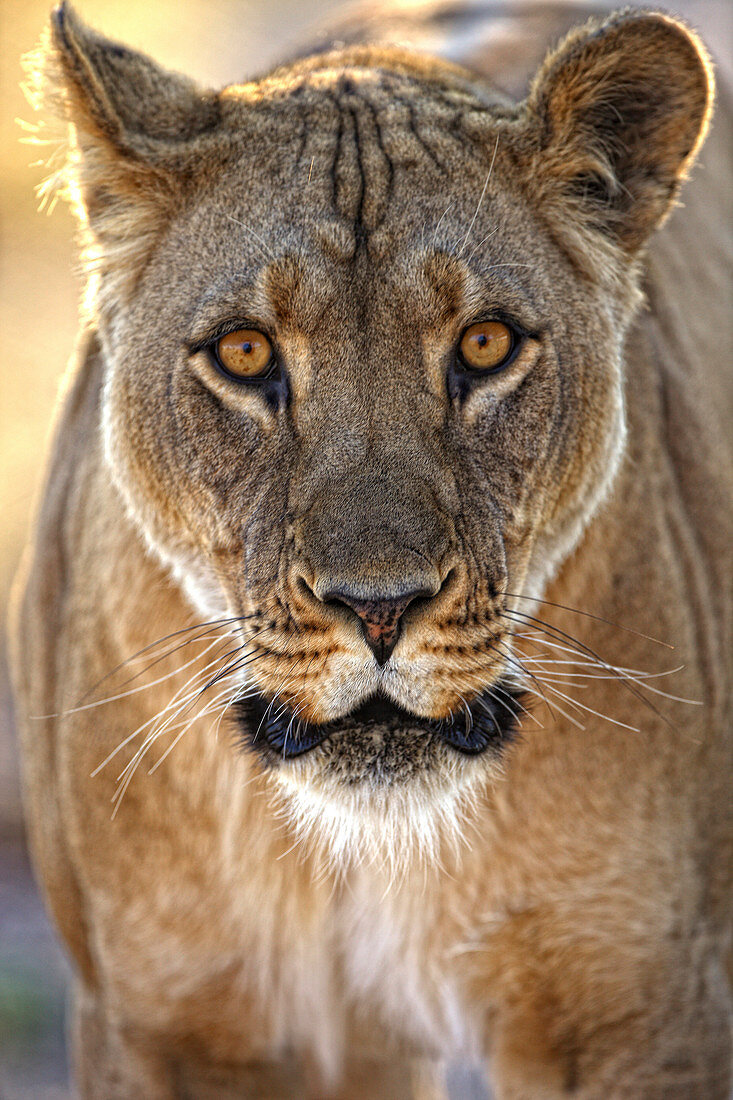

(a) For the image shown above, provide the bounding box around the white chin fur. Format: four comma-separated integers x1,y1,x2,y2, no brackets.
269,752,497,878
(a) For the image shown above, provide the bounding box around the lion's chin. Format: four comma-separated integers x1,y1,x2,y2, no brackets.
234,681,526,764
232,684,525,872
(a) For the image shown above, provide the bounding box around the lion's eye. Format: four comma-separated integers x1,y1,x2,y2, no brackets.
458,321,516,372
214,329,274,379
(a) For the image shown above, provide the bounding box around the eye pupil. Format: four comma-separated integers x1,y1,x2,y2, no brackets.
458,320,515,372
214,328,274,379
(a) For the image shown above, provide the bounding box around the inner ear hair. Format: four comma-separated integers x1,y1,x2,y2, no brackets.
525,8,715,253
44,0,221,151
22,2,224,316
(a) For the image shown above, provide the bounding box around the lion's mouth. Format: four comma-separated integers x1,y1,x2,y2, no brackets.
234,681,526,762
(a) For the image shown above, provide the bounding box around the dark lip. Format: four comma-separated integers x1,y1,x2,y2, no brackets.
233,681,526,761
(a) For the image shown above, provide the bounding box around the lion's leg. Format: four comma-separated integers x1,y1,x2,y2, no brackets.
485,929,732,1099
71,981,430,1100
71,982,177,1099
72,982,311,1099
492,1004,732,1100
72,985,316,1100
172,1053,429,1100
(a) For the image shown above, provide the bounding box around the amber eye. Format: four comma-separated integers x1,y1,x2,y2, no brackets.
214,329,274,379
458,321,516,372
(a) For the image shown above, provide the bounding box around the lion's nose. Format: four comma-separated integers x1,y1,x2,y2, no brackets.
320,587,434,666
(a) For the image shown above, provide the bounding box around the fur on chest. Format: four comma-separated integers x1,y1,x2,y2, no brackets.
100,848,480,1078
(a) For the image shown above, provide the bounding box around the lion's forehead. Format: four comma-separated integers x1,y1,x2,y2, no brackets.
168,179,550,351
218,65,510,247
153,69,569,369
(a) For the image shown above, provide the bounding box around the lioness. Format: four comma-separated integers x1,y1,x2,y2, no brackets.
11,0,732,1096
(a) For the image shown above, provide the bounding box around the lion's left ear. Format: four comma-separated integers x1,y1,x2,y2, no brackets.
24,2,223,316
525,10,714,254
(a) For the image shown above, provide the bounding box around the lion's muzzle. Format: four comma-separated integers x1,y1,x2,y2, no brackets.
290,461,458,659
313,585,444,665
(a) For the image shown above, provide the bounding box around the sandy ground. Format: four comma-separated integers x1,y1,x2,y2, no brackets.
0,1,729,1096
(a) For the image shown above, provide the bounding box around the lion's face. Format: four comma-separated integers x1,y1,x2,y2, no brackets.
44,8,709,857
104,67,627,794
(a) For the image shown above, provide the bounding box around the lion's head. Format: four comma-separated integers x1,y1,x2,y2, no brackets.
35,4,712,862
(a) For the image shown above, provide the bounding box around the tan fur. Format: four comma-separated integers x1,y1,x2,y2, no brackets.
10,2,732,1096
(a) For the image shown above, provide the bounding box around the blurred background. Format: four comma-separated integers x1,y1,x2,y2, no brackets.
0,1,729,1096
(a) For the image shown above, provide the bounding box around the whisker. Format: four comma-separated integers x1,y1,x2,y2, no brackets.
249,656,303,746
500,609,675,729
466,227,497,264
512,632,696,702
486,683,543,728
224,213,276,262
112,672,225,782
519,659,699,705
91,632,270,777
541,684,640,733
46,634,234,719
514,633,662,673
486,632,559,722
105,623,245,695
148,682,240,775
474,698,501,736
501,591,673,648
431,199,455,247
91,665,227,777
458,134,498,256
74,615,256,705
111,670,246,813
517,683,586,730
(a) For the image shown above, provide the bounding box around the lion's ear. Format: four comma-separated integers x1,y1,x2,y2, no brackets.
525,10,714,254
25,2,221,310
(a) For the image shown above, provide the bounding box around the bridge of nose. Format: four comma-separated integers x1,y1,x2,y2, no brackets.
293,460,455,662
296,469,452,597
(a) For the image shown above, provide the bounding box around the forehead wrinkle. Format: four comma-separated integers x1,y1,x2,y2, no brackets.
219,57,518,236
270,70,472,248
218,80,511,266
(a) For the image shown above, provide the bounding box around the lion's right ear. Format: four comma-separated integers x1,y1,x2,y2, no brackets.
24,3,221,310
523,10,714,258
